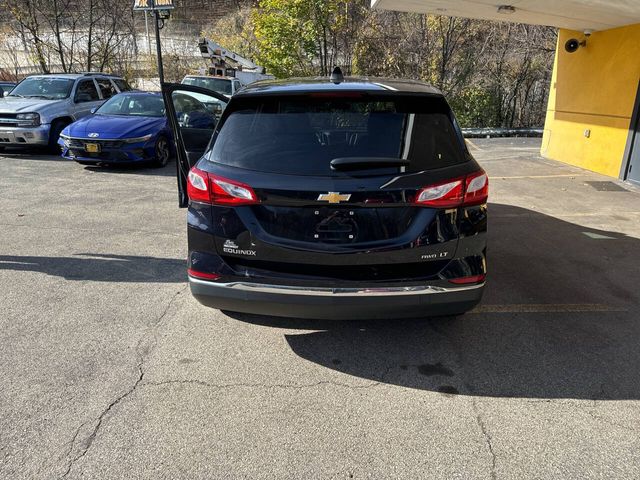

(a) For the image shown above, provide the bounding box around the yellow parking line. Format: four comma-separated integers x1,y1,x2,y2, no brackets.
470,304,626,314
492,211,640,218
494,174,580,179
466,139,480,151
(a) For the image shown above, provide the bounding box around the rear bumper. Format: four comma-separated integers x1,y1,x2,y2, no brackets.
189,276,484,319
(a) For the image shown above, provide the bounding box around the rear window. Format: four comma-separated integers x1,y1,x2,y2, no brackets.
183,77,232,95
207,94,467,176
96,78,117,99
113,79,131,92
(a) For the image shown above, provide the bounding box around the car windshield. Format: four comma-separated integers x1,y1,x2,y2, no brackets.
208,94,468,176
182,77,232,95
96,94,165,117
9,77,75,99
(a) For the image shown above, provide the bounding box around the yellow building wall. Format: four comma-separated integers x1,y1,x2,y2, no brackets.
542,24,640,178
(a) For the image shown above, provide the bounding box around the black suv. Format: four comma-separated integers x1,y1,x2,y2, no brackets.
163,74,488,319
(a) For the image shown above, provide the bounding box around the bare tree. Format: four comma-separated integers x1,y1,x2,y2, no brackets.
5,0,50,72
35,0,72,71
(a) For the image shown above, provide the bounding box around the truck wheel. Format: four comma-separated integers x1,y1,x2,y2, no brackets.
48,120,69,154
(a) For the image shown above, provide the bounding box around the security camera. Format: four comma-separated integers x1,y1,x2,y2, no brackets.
565,38,586,53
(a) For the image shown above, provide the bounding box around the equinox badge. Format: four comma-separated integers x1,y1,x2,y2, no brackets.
317,192,351,204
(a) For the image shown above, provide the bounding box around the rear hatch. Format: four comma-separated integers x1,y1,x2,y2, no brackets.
194,92,483,283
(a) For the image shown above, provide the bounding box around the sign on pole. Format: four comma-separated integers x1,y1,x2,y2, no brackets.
133,0,174,84
133,0,174,11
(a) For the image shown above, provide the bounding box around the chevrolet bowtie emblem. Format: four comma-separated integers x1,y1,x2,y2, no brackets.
317,192,351,204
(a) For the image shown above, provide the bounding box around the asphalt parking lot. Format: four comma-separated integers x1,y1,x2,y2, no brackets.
1,138,640,479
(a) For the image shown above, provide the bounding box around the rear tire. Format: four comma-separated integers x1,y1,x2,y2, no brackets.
48,120,68,154
153,135,171,167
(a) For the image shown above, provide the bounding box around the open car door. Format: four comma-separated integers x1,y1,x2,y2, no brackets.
162,84,229,207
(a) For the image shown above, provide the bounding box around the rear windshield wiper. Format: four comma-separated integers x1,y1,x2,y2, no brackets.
330,157,410,171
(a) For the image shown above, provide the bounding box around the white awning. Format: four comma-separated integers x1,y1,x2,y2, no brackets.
371,0,640,32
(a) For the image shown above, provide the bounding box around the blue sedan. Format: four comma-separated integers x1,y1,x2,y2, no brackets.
59,91,218,167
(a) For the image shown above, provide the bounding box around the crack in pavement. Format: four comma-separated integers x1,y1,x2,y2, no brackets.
582,409,638,434
141,378,384,391
472,398,497,480
56,340,392,477
140,362,395,392
59,361,144,479
580,383,638,434
139,364,397,393
56,421,87,466
427,319,498,479
57,286,187,479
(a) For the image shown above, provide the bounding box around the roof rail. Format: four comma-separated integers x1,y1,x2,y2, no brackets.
80,72,120,77
43,71,120,76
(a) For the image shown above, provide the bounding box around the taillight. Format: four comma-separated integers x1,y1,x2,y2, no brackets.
449,274,486,285
464,171,489,206
187,166,258,206
415,178,464,208
187,168,210,203
210,176,257,205
415,170,488,208
187,268,221,281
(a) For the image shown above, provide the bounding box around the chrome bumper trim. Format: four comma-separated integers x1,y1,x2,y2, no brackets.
188,276,485,297
60,134,149,144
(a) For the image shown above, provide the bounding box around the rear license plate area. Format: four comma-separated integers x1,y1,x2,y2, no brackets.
312,209,358,243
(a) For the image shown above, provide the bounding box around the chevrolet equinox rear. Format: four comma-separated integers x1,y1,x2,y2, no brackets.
175,77,487,319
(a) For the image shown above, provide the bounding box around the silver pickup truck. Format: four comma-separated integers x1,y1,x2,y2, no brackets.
0,73,130,152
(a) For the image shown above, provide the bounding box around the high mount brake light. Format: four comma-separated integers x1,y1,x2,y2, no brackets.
309,92,365,98
186,167,258,206
415,170,488,208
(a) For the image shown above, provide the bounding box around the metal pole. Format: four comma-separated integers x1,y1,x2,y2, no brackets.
144,11,151,56
154,10,164,86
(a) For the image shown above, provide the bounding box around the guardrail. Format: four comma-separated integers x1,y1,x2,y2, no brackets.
462,127,543,138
